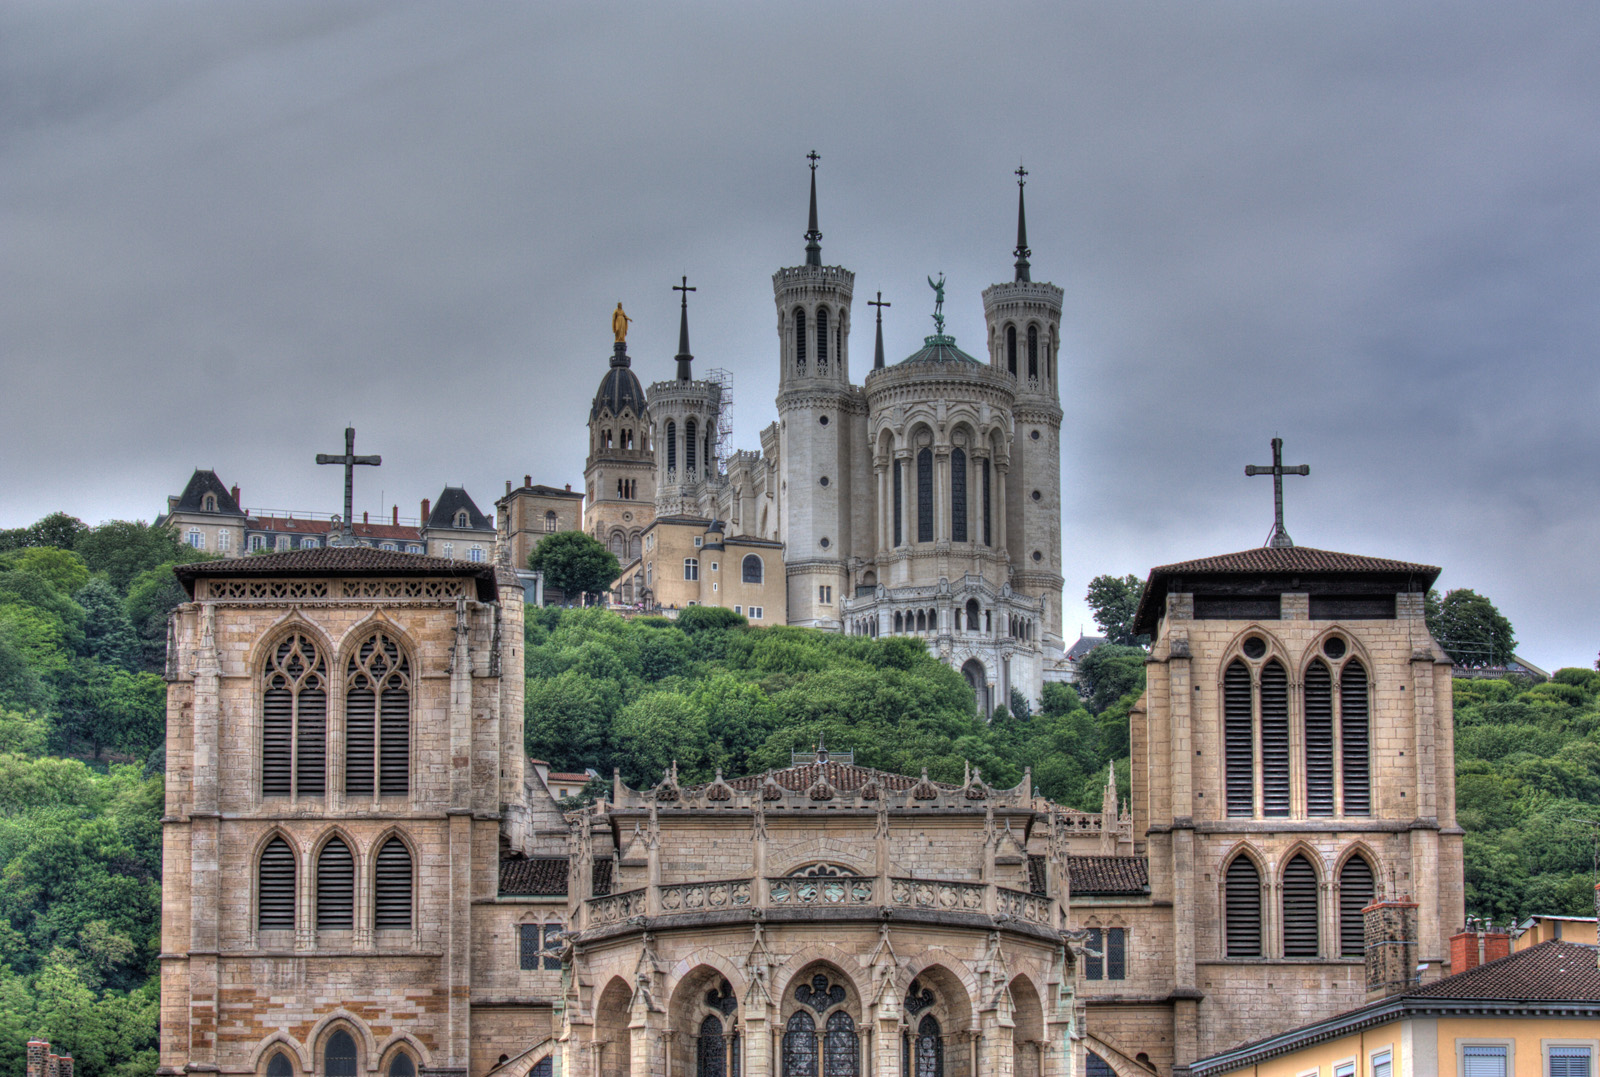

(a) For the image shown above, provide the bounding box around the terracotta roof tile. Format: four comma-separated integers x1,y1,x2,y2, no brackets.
499,857,570,896
1067,855,1150,895
1028,855,1048,896
1407,940,1600,1001
591,859,613,897
1148,546,1439,577
173,546,500,600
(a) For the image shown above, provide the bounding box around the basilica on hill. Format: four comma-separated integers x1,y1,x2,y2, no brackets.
155,162,1466,1077
583,161,1067,710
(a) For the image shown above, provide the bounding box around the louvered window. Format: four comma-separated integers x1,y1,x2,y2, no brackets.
816,307,829,363
1549,1047,1591,1077
1085,928,1103,979
916,449,933,543
1106,927,1126,980
1339,856,1375,957
1260,660,1289,816
1224,661,1254,816
1304,660,1335,816
892,459,903,546
262,633,327,798
258,836,296,931
1224,856,1261,957
666,421,677,472
317,838,354,930
794,309,807,368
347,634,411,798
1370,1052,1391,1077
981,459,991,546
950,448,967,542
373,837,412,930
1282,853,1320,956
325,1031,357,1077
1341,661,1371,815
1461,1046,1506,1077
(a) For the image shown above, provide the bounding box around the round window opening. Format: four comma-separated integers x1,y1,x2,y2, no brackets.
1242,636,1267,660
820,537,831,549
819,415,830,426
1324,636,1348,659
1031,490,1042,502
1030,429,1041,441
819,476,830,487
1032,550,1043,562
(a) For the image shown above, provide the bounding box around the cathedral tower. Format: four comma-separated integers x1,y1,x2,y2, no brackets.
982,169,1066,655
774,154,866,629
585,322,656,565
647,279,724,520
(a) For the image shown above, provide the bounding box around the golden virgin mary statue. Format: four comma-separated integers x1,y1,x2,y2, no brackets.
612,302,632,343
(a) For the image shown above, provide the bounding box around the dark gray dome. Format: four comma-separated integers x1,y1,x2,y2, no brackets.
899,333,981,366
591,342,647,420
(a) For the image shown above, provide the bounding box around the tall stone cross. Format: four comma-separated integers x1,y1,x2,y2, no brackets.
1244,436,1308,549
869,291,890,369
316,426,381,546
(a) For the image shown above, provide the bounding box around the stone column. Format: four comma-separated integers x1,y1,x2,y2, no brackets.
898,452,914,546
443,598,475,1072
934,449,950,541
994,464,1008,552
874,463,887,554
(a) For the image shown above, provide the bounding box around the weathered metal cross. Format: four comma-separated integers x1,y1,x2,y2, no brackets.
316,426,381,546
1244,436,1309,549
869,291,891,369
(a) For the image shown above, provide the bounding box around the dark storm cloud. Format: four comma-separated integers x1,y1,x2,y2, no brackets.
3,2,1598,667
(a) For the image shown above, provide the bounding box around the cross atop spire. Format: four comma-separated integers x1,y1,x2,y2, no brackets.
315,426,381,546
804,151,823,267
673,275,696,381
869,291,891,369
1244,437,1310,548
1013,165,1032,283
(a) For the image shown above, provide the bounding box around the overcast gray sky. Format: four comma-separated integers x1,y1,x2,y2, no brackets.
4,2,1598,669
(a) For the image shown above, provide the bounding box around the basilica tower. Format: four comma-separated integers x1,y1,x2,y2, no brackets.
584,321,656,565
982,170,1066,655
648,279,724,520
773,154,866,629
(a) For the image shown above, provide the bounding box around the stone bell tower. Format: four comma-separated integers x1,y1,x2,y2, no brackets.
584,307,656,566
774,153,866,629
982,168,1065,655
648,278,724,519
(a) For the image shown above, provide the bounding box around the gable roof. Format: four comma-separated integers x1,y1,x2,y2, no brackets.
426,487,494,532
499,857,569,896
173,470,243,515
1407,939,1600,1001
1067,855,1150,895
1133,545,1441,635
1066,635,1107,661
173,545,500,600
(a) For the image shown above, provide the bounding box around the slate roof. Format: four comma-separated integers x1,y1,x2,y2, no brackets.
724,762,958,794
899,333,982,366
173,546,500,600
426,487,494,532
499,857,570,897
173,470,243,515
1067,855,1150,895
525,484,583,500
1066,635,1107,661
591,344,648,421
1133,545,1441,636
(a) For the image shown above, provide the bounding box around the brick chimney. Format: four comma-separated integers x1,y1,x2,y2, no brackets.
1364,895,1419,999
363,511,369,525
392,505,399,526
525,475,532,487
230,484,241,506
1451,918,1512,973
421,498,431,523
506,480,513,495
565,484,572,492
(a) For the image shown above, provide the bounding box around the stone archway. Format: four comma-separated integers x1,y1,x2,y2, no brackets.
593,977,633,1077
1008,976,1045,1077
960,658,989,716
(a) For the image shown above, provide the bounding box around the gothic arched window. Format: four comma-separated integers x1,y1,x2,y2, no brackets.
345,633,410,799
1027,325,1039,378
266,1052,294,1077
1260,660,1289,816
374,837,413,931
914,1014,942,1077
262,633,326,798
687,420,698,473
387,1055,414,1077
916,448,933,543
743,555,763,584
316,837,354,931
783,1011,817,1077
1223,660,1253,817
1006,325,1017,375
323,1031,357,1077
1342,660,1371,815
950,448,967,542
824,1011,858,1076
1304,659,1335,816
258,836,295,932
1224,855,1262,957
816,307,829,364
1339,855,1375,957
1282,853,1320,956
666,420,677,472
698,1014,726,1077
794,308,808,369
892,458,903,546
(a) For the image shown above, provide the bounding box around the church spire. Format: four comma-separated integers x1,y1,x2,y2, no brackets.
804,151,823,267
1013,165,1032,283
673,276,696,382
869,292,891,370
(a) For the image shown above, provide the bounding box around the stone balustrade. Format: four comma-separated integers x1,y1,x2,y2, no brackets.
766,875,874,907
586,887,646,926
889,876,987,913
996,886,1053,926
657,878,752,913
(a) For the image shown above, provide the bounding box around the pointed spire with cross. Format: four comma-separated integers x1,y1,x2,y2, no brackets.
804,150,822,267
315,426,381,546
1244,437,1309,548
673,275,696,381
1013,165,1031,283
869,291,891,369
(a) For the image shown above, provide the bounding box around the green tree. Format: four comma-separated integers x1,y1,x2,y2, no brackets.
0,549,90,598
123,564,191,674
1074,644,1148,716
0,513,87,553
76,580,140,672
1084,573,1149,647
74,521,201,593
1427,588,1517,668
527,532,621,604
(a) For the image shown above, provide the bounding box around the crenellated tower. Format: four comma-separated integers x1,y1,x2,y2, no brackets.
982,168,1066,655
773,153,866,629
648,277,724,519
584,313,657,566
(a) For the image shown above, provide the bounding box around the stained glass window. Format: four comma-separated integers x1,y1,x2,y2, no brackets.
914,1014,942,1077
824,1011,858,1077
782,1011,817,1077
698,1014,725,1077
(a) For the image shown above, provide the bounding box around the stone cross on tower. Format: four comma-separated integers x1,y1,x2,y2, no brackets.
869,291,890,370
316,426,381,546
1244,436,1309,548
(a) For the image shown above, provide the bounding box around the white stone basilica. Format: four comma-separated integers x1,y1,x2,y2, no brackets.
585,164,1067,709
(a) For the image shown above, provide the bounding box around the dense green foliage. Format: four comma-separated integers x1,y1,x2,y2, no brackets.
1084,573,1150,647
527,531,621,603
524,606,1137,811
1428,588,1518,668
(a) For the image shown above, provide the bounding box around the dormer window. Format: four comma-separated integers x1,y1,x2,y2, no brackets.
202,493,217,512
455,511,468,528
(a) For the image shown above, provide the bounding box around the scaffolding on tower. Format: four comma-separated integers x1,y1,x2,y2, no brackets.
706,367,734,464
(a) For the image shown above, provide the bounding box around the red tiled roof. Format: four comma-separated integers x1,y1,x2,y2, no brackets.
724,762,956,794
174,546,499,600
499,857,570,896
1148,546,1438,577
548,772,592,783
1067,855,1150,895
591,859,613,897
1407,940,1600,1001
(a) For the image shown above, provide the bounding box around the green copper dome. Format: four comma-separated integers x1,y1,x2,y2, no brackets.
899,333,981,366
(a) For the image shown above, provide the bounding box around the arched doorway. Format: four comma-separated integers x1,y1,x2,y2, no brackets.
961,659,989,716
